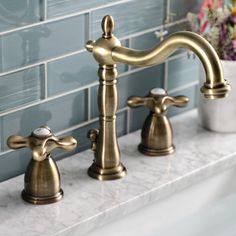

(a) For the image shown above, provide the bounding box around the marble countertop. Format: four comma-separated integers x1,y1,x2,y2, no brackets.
1,109,236,236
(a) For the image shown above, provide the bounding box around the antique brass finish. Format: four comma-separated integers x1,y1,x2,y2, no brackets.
86,15,231,180
7,126,77,205
127,88,188,156
86,64,127,181
86,16,127,181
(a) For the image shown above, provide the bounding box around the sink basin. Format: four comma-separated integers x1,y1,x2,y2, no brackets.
86,164,236,236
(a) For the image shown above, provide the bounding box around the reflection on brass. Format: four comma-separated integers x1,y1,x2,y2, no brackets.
127,88,188,156
7,126,77,205
86,15,231,180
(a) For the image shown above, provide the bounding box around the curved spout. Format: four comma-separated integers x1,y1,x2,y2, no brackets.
86,16,231,99
112,31,231,99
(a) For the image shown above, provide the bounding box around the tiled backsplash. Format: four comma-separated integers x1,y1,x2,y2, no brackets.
0,0,202,182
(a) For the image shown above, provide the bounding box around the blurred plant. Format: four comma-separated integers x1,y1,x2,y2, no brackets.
187,0,236,60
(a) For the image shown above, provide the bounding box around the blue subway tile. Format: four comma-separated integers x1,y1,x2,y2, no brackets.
167,56,199,91
0,0,41,32
167,21,191,34
0,66,42,112
90,85,99,119
2,90,87,150
169,0,202,21
91,0,164,39
0,149,31,182
129,107,149,132
1,15,85,72
168,85,198,117
47,39,128,97
48,52,97,97
47,0,124,18
119,65,164,108
131,31,161,50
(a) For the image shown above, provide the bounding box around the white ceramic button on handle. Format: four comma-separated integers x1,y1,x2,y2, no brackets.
150,88,167,96
33,127,51,137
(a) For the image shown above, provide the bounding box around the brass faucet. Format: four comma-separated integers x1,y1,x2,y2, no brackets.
7,126,77,204
127,88,188,156
86,15,231,181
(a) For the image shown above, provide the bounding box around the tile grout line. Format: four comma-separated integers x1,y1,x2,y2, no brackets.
119,18,188,41
88,12,92,40
127,38,132,71
123,107,129,135
44,0,48,20
44,62,48,99
84,12,91,43
0,38,3,72
41,0,48,21
46,49,87,63
169,81,199,94
0,149,12,158
0,81,98,117
0,49,86,77
126,107,131,134
164,61,169,90
39,64,46,99
55,117,99,137
87,87,91,120
86,8,93,124
0,116,3,152
164,0,171,24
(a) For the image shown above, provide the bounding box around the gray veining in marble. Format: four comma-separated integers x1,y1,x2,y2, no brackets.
1,109,236,236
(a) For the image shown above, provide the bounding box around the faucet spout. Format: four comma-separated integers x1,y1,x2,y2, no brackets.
112,31,231,99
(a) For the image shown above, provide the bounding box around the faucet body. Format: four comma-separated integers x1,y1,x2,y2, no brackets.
86,15,231,180
127,88,189,156
7,126,77,204
87,64,127,180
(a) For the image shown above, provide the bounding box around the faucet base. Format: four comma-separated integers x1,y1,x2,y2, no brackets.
138,144,175,156
21,189,63,205
88,162,127,180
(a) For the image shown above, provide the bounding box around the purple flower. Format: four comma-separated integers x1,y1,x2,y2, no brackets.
219,23,227,42
222,43,236,60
